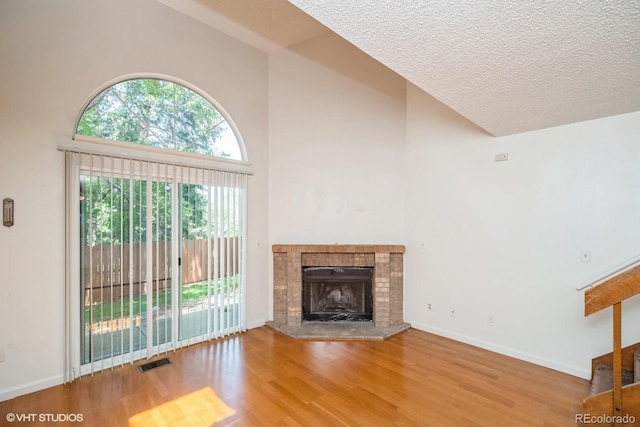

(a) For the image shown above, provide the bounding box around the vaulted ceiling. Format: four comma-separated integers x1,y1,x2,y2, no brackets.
159,0,640,136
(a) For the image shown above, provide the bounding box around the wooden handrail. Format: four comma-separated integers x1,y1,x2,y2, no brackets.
576,253,640,291
584,264,640,316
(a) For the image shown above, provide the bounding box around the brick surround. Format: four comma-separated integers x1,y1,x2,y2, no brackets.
272,245,405,328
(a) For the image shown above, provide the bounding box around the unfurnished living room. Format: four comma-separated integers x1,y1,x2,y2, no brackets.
1,0,640,426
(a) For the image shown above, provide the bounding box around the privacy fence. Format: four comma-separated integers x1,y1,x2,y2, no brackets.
83,237,239,304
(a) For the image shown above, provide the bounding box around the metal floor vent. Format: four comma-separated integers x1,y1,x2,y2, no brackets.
138,357,172,373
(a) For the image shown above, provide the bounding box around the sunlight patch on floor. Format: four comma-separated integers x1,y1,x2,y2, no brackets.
129,387,235,427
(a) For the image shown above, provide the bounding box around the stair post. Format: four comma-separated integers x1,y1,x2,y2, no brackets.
613,302,622,426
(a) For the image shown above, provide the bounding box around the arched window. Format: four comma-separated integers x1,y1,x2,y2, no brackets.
76,78,244,161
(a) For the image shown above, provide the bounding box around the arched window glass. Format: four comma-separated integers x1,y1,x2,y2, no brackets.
76,78,243,160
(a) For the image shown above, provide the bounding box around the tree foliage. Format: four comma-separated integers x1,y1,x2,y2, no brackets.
77,78,243,246
77,78,236,158
82,177,241,245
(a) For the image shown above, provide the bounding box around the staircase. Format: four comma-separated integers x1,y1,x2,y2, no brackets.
581,264,640,426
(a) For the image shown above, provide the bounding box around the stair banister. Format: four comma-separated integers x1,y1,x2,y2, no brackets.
581,255,640,425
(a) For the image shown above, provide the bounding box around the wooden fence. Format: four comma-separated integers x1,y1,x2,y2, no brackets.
84,238,239,303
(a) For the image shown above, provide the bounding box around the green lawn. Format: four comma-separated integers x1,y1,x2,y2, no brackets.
85,274,239,323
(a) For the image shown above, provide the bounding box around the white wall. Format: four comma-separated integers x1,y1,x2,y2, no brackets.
0,0,269,400
267,32,408,319
405,83,640,378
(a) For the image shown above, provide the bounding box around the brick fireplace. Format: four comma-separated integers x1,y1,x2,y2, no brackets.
268,245,408,339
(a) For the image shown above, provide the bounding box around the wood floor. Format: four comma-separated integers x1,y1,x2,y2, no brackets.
0,326,589,426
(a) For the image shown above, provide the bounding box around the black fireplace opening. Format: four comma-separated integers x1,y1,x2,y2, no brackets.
302,267,373,321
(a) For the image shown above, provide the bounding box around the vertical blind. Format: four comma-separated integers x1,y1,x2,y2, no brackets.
64,150,247,380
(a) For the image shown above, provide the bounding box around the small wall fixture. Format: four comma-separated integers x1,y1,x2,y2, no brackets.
3,198,14,227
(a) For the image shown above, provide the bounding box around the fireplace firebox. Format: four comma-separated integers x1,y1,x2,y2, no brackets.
302,267,373,321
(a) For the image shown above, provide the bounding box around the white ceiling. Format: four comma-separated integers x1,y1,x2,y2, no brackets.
160,0,640,136
157,0,328,52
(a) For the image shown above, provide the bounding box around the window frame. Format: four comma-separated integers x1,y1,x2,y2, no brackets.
73,73,249,168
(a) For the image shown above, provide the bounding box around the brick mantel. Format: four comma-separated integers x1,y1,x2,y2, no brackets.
272,244,405,329
273,244,405,254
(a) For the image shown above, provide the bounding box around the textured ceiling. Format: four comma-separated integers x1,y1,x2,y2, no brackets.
161,0,640,136
288,0,640,136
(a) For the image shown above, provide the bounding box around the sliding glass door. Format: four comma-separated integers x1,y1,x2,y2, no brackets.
72,154,246,374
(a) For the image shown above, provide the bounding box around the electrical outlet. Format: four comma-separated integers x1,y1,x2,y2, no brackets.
449,306,456,318
427,303,432,311
494,153,508,162
580,250,591,263
488,315,495,327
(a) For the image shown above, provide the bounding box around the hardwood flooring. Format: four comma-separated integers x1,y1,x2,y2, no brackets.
0,327,589,426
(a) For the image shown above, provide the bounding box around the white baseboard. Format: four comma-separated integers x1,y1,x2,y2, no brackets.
247,319,266,330
0,374,64,403
410,321,591,380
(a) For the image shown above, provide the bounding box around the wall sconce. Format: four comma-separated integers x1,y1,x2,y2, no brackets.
3,198,14,227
